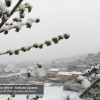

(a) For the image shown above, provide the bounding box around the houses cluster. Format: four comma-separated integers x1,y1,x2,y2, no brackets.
45,68,82,81
4,64,20,73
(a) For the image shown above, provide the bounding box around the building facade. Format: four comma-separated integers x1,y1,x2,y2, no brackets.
46,68,68,78
46,68,81,81
56,72,72,81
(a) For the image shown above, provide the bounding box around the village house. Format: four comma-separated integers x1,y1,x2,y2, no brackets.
87,53,95,58
71,71,82,77
57,72,72,81
27,81,44,85
45,68,81,81
77,64,87,68
70,71,82,82
46,68,60,78
46,68,68,78
56,71,82,81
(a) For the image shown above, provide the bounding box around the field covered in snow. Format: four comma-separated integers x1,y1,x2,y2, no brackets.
0,86,82,100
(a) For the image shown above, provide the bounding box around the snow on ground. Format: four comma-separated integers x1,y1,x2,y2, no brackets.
0,86,82,100
63,90,82,100
0,86,63,100
44,83,52,86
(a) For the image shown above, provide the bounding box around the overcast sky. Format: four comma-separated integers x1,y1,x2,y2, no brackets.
0,0,100,62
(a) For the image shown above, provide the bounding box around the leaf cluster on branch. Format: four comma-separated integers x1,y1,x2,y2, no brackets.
0,0,39,34
26,62,42,78
0,33,69,56
0,0,70,56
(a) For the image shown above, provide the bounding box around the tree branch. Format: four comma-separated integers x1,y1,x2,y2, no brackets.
0,33,69,56
0,43,44,56
0,0,23,28
0,20,36,33
79,78,100,98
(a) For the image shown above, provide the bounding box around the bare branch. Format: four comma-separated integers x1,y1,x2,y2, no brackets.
79,78,100,98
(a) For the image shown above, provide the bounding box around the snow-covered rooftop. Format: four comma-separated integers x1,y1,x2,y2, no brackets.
71,71,82,75
44,83,52,86
46,71,56,74
7,64,15,68
57,72,72,76
28,81,44,85
49,78,62,81
48,68,60,71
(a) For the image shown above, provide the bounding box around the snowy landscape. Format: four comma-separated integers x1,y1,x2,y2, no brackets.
0,86,82,100
0,0,100,100
0,53,100,100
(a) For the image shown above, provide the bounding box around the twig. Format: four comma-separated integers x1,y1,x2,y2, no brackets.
0,0,23,28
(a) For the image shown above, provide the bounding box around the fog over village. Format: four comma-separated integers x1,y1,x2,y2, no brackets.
0,52,100,100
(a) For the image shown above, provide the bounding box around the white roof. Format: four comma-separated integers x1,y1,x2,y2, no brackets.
49,78,62,81
7,64,15,68
57,72,72,76
48,68,60,71
71,71,82,74
44,83,52,86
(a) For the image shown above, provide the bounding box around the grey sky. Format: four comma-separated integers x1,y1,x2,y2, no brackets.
0,0,100,62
